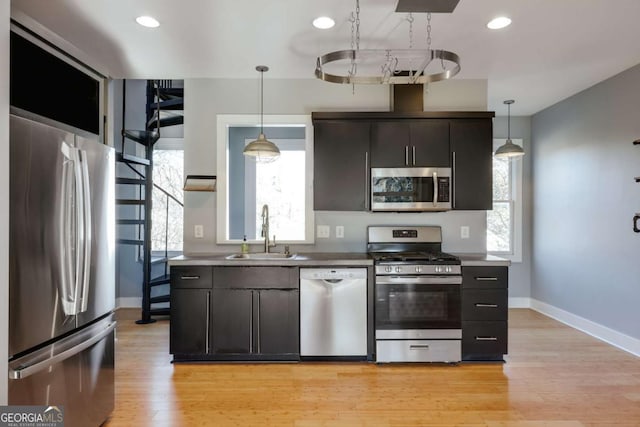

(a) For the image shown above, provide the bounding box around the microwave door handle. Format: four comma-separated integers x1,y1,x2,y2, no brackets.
405,146,409,166
433,171,438,207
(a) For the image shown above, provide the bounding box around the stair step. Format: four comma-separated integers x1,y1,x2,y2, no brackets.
149,307,170,316
122,129,160,145
157,87,183,100
116,177,147,185
150,275,171,287
117,219,145,225
116,199,145,205
147,115,184,130
117,239,144,246
150,294,170,304
148,97,184,111
116,153,150,166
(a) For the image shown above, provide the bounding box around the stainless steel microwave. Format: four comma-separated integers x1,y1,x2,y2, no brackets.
371,167,452,212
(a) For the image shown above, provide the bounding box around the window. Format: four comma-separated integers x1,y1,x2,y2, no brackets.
151,140,184,253
216,115,314,244
487,139,523,262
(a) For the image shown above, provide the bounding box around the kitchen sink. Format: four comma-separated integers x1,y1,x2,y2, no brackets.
225,252,297,260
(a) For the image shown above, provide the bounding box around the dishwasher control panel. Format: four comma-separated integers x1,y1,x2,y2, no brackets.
299,268,368,281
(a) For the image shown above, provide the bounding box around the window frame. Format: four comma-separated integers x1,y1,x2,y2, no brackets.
488,138,523,262
216,114,315,245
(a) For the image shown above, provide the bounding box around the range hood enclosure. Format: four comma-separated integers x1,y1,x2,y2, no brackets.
391,84,424,112
395,0,460,13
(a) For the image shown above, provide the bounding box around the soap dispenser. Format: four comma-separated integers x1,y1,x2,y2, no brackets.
241,235,249,254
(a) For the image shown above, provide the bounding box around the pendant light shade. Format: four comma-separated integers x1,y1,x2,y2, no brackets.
495,99,525,158
243,65,280,163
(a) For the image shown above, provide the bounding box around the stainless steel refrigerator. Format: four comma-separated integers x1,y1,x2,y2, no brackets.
8,113,116,426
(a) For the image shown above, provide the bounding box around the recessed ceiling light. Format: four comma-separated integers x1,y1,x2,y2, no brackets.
136,16,160,28
487,16,511,30
313,16,335,30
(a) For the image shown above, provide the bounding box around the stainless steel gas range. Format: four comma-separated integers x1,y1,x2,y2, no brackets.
368,226,462,363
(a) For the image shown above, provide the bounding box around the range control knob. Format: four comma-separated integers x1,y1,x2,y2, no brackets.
385,266,392,273
446,266,452,273
435,266,442,273
395,266,402,273
415,266,423,273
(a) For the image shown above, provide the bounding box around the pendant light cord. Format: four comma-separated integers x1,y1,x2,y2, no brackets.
260,69,264,134
507,102,511,140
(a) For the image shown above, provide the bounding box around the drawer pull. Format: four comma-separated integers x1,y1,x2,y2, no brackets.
475,336,498,341
475,277,498,281
409,345,430,350
475,303,498,308
180,275,201,280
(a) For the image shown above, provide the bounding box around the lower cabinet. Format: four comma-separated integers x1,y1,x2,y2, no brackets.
170,265,300,362
461,266,509,361
211,288,299,359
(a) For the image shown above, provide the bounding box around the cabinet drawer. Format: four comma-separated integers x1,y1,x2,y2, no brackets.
213,267,298,289
462,321,507,360
376,339,461,363
462,266,508,289
462,289,508,321
170,266,213,289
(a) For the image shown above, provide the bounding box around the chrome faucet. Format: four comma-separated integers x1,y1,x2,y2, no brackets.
261,204,276,253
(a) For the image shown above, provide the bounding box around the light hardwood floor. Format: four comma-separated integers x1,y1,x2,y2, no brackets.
104,309,640,426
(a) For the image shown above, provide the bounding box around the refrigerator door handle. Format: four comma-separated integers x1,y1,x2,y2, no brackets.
8,321,116,380
79,148,92,313
59,142,79,316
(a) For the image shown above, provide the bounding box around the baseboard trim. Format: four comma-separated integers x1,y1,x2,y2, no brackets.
530,298,640,357
116,297,141,309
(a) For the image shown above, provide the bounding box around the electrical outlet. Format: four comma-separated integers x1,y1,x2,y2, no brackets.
317,225,330,238
461,226,470,239
336,226,344,238
194,224,204,239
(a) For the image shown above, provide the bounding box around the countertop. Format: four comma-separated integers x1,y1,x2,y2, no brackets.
454,253,511,267
169,252,509,267
168,252,373,267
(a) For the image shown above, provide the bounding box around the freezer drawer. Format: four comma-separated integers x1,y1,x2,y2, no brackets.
8,317,116,427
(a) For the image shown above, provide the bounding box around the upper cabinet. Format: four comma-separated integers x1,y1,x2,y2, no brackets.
371,120,449,167
312,118,371,211
450,119,493,210
312,112,494,212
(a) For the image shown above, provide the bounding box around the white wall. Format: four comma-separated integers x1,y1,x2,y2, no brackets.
183,78,489,255
532,63,640,341
1,0,10,405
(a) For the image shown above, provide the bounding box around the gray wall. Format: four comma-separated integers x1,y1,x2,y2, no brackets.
493,116,532,299
1,0,9,405
532,63,640,340
184,78,490,255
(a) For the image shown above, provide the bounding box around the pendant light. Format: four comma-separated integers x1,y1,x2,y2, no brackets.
243,65,280,162
495,99,525,158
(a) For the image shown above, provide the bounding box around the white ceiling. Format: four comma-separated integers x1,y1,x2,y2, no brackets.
10,0,640,115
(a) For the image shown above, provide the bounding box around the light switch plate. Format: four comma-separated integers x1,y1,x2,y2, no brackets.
461,226,470,239
336,226,344,238
317,225,330,238
195,224,204,239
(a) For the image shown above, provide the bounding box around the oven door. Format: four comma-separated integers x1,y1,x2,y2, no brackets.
375,275,461,330
371,167,451,211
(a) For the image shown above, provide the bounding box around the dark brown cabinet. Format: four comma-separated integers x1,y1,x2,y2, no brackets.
450,119,493,210
371,120,449,167
461,265,508,361
170,266,213,358
211,266,299,361
313,120,370,211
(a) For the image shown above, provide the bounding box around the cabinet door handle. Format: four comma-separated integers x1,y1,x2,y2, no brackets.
256,292,261,354
405,146,409,165
249,291,253,353
412,146,416,165
634,214,640,233
205,291,211,353
475,277,498,281
365,151,369,210
180,275,200,280
451,151,457,209
475,336,498,341
475,303,498,308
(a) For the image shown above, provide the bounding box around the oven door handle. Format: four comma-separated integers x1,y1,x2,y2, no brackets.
376,276,462,285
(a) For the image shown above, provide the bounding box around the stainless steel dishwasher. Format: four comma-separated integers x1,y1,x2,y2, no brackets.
300,268,368,358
